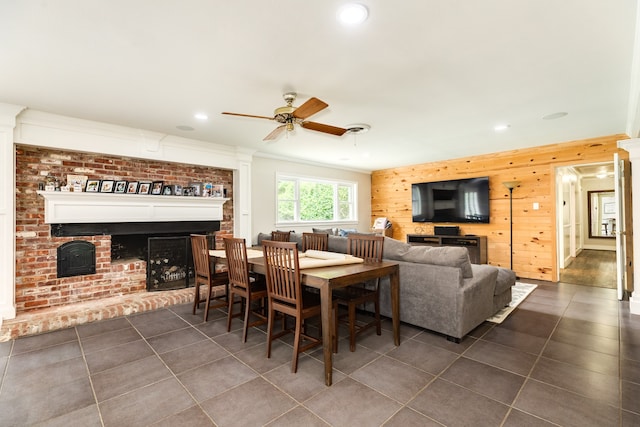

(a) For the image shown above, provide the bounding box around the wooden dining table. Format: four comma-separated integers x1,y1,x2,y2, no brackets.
210,249,401,386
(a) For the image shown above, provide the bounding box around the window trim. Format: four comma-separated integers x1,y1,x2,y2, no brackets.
275,173,358,226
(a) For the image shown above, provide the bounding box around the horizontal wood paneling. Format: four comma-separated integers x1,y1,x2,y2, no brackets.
371,134,629,281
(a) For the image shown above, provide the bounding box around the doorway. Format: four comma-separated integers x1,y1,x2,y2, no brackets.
556,162,617,289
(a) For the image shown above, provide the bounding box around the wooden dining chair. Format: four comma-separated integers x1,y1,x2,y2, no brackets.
270,230,291,242
190,234,229,321
223,237,268,342
333,233,384,352
301,232,329,252
262,240,322,373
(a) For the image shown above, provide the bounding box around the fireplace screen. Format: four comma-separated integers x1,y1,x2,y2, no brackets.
147,236,194,291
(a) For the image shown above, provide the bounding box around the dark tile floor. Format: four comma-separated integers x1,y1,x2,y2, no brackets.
1,281,639,426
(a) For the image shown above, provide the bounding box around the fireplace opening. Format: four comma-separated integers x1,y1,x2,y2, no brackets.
57,240,96,278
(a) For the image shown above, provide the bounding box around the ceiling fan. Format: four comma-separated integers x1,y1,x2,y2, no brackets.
222,92,348,141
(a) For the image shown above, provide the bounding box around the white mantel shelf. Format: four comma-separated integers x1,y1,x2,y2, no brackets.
37,191,229,224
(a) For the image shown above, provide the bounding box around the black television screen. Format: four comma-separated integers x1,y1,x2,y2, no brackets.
412,177,490,223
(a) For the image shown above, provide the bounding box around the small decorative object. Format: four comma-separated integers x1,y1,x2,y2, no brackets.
85,179,100,192
211,184,224,198
38,182,45,191
73,183,83,192
126,181,139,194
138,182,152,194
162,185,173,195
60,185,70,192
151,181,164,195
99,180,115,193
44,184,55,192
189,182,203,197
114,180,127,193
183,186,195,196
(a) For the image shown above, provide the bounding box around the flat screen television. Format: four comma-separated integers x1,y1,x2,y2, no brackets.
412,177,490,223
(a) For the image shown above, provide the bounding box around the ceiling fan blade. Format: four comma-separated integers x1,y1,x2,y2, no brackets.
264,125,286,141
301,121,348,136
222,112,274,120
293,97,328,119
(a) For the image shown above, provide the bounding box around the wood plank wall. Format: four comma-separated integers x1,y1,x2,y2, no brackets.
371,134,629,281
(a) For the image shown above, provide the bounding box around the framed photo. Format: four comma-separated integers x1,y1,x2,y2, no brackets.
114,180,127,194
183,186,195,196
189,182,203,197
151,181,164,195
138,182,152,195
174,185,183,196
604,202,615,214
85,179,100,193
67,174,88,189
126,181,139,194
202,182,213,197
99,180,115,193
211,184,224,198
161,185,174,195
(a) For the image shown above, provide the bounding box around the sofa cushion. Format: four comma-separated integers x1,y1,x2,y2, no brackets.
382,237,412,260
494,267,516,295
312,227,337,236
399,245,473,278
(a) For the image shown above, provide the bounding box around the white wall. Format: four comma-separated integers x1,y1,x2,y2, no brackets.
251,156,371,244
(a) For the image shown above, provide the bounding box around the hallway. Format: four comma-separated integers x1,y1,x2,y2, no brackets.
559,249,617,289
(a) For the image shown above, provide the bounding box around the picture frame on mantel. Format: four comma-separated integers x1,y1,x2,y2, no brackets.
85,179,100,193
99,180,115,193
114,180,127,194
151,181,164,195
138,182,151,195
126,181,139,194
189,182,203,197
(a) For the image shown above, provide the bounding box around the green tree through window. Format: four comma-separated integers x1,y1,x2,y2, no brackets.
277,174,356,224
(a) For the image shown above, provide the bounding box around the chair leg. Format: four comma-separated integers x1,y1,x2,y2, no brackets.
242,296,251,343
226,290,235,332
292,316,302,373
375,296,382,336
204,284,212,322
266,305,274,359
349,302,357,352
192,282,200,315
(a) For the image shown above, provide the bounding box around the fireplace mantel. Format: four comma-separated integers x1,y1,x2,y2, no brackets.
37,191,229,223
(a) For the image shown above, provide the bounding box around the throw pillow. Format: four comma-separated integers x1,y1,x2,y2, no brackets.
312,227,335,235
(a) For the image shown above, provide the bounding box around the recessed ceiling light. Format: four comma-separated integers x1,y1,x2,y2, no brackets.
176,125,195,131
494,124,510,132
542,112,568,120
194,113,208,120
337,3,368,26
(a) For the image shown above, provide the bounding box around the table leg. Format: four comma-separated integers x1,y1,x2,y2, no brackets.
390,267,400,346
319,285,333,386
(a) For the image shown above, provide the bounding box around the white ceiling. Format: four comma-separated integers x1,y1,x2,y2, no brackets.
2,1,639,172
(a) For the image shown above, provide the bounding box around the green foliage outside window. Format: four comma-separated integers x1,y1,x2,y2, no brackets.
277,175,356,223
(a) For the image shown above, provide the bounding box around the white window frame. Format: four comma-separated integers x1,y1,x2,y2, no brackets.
276,173,358,226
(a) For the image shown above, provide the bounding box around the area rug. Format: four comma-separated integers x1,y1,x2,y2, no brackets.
486,282,538,324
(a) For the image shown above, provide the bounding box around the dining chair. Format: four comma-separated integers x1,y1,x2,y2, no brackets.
223,237,268,342
270,230,291,242
190,234,229,321
262,240,322,373
333,233,384,352
301,232,329,251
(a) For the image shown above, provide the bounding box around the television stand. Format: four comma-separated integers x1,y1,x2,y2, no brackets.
406,234,487,264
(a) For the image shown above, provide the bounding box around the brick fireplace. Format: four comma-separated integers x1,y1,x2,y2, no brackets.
14,145,234,314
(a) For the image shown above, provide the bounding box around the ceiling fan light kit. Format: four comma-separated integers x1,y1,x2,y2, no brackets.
222,92,350,141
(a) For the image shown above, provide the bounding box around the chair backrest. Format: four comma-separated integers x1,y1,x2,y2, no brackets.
302,232,329,251
190,234,211,281
223,237,251,291
262,240,302,308
270,231,291,242
347,234,384,263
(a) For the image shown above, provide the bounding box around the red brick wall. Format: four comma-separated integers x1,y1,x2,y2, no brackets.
15,145,234,313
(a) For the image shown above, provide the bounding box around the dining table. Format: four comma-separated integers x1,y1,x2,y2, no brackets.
210,248,401,386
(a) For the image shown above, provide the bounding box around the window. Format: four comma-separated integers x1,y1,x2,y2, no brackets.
276,174,357,224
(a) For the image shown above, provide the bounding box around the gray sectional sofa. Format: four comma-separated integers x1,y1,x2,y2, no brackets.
256,232,516,342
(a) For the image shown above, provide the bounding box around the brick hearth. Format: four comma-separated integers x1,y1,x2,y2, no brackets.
0,285,227,342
